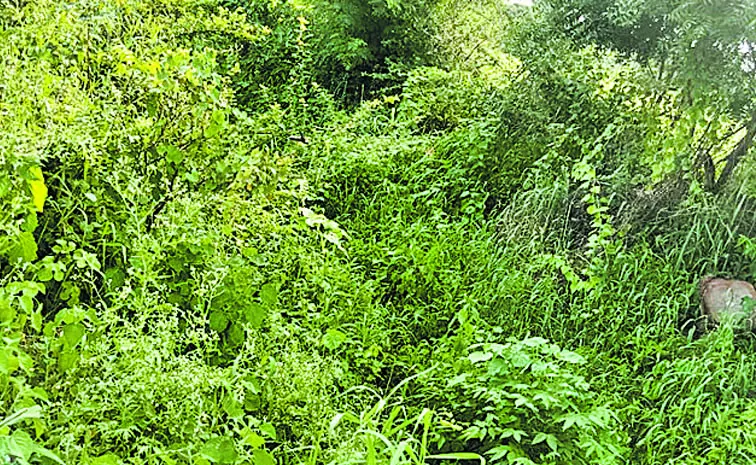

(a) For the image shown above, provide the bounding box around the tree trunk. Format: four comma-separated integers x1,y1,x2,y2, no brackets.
714,114,756,192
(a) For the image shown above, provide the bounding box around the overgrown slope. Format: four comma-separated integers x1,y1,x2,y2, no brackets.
2,1,756,464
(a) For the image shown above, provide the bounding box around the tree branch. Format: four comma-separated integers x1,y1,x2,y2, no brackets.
714,114,756,192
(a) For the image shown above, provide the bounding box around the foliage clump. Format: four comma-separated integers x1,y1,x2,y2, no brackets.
2,0,756,464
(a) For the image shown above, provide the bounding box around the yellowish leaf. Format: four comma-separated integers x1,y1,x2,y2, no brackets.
28,166,47,212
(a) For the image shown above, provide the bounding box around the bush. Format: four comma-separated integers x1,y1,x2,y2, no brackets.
434,336,628,465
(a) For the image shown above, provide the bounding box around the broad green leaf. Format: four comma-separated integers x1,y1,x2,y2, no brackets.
322,328,346,350
7,428,64,464
160,145,184,164
260,283,278,306
58,349,79,373
240,428,265,449
8,429,36,461
200,437,238,464
227,323,245,346
222,394,243,419
63,323,86,347
0,350,19,375
8,231,38,263
0,298,16,323
521,337,548,347
208,311,229,332
244,303,266,328
259,423,276,440
37,266,53,282
510,351,532,368
252,449,275,465
558,350,586,365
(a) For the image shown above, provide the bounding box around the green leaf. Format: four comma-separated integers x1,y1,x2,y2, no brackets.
184,170,200,183
91,453,121,465
510,351,532,368
468,351,493,364
0,350,19,375
427,452,486,464
558,350,586,365
0,406,42,428
252,449,276,465
27,166,47,213
8,231,38,263
31,305,43,332
259,423,277,440
58,349,79,373
322,328,346,350
222,394,244,419
240,428,265,449
260,283,278,306
205,121,222,138
227,323,245,346
23,212,38,232
521,337,548,347
200,437,238,464
8,429,36,462
244,303,266,328
37,266,53,282
209,311,229,332
160,145,184,164
28,387,49,402
0,298,16,323
63,323,86,347
6,428,65,464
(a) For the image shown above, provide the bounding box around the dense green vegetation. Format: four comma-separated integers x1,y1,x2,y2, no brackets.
2,0,756,463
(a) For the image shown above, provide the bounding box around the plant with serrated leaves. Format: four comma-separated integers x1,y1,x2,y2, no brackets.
443,336,627,465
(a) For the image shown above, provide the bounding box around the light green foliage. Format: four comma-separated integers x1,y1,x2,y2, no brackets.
445,337,627,464
2,0,756,464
